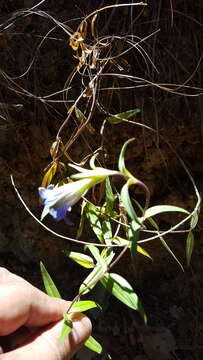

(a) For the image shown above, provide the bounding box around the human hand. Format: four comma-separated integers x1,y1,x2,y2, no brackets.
0,267,91,359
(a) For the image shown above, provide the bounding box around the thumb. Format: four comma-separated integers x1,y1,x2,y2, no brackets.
1,313,92,360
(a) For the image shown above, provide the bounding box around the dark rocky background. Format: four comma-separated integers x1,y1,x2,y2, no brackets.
0,1,203,359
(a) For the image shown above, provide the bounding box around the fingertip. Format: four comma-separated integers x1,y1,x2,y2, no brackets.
70,313,92,344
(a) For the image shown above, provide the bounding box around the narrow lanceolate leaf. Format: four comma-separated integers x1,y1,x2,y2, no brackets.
118,138,135,175
86,245,107,272
85,203,103,242
59,313,72,342
186,231,194,266
106,109,140,124
69,300,101,313
79,249,115,295
128,220,140,257
41,162,57,188
102,219,113,245
143,205,190,220
40,262,61,298
190,211,199,229
76,199,86,239
79,264,103,295
85,336,111,358
159,236,184,272
105,176,116,215
100,273,147,323
63,250,95,269
113,236,129,246
133,199,158,230
121,178,140,222
137,245,153,260
112,237,153,260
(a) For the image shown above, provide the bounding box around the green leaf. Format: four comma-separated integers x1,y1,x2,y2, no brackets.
137,245,153,260
106,109,140,124
69,300,101,313
63,250,95,269
59,313,72,342
121,178,139,221
113,236,129,245
118,138,135,175
102,219,113,245
133,199,158,229
143,205,190,220
86,245,107,272
40,262,61,298
113,237,153,260
79,250,115,295
76,199,86,239
133,201,184,269
105,176,116,215
85,203,103,242
85,336,111,358
100,273,147,323
190,211,199,229
159,236,184,271
79,264,103,295
186,231,194,266
128,220,140,257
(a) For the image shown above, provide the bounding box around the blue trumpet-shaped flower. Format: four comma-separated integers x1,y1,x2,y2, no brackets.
39,165,119,222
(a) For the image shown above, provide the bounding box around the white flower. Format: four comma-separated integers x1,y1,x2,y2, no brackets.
39,178,95,222
38,165,119,222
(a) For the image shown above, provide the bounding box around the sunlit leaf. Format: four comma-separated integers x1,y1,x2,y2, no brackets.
121,178,139,221
190,211,199,229
133,199,158,229
118,138,135,175
113,236,129,245
59,313,72,342
137,245,153,260
128,220,140,257
85,203,103,242
186,231,194,266
79,250,115,295
69,300,101,313
79,264,103,295
40,262,61,298
106,109,140,124
100,273,147,323
85,336,111,358
105,176,116,215
102,219,113,245
63,250,95,269
41,162,58,188
143,205,190,220
134,200,184,268
101,248,115,266
86,245,107,272
112,237,153,260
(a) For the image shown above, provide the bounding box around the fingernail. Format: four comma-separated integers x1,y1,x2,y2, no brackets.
70,313,92,344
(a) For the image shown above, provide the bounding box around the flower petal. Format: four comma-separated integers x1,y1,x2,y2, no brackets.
49,203,71,221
